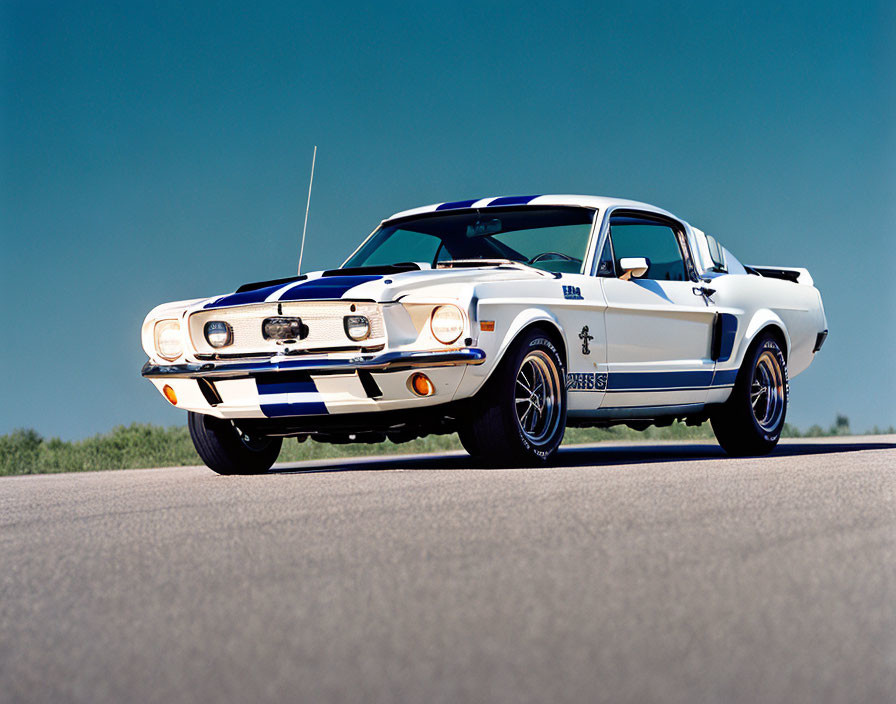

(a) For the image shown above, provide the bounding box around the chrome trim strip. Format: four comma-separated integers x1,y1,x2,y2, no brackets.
567,403,706,419
142,348,486,379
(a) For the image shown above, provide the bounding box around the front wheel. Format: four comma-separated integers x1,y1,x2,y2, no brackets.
459,329,567,465
188,411,282,475
711,333,789,456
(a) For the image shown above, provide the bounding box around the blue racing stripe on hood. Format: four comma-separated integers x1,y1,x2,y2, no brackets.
204,274,383,309
278,275,382,301
204,282,294,309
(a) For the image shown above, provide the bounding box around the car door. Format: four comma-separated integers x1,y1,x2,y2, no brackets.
596,210,717,411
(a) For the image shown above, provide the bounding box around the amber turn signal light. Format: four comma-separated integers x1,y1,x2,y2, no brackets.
408,372,435,397
162,384,178,406
480,321,495,332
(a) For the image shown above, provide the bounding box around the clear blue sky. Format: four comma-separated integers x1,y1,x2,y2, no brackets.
2,0,894,439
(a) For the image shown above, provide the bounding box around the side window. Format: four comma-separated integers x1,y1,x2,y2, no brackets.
609,220,688,282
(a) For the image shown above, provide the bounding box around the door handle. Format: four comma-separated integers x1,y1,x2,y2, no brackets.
693,286,716,298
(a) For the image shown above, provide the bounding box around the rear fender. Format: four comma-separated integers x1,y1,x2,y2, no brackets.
737,309,791,366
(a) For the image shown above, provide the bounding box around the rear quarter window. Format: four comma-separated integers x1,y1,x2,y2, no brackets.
705,234,728,272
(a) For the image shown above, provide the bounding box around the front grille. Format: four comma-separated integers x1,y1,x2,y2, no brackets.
189,301,385,356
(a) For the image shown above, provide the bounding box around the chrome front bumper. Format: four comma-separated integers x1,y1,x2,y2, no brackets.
142,347,486,380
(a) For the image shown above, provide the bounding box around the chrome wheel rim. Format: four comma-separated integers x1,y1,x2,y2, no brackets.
514,350,562,444
751,350,785,432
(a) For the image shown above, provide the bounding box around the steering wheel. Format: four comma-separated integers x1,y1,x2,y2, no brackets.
528,252,576,264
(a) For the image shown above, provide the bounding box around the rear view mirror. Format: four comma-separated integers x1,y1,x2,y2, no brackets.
466,219,502,237
619,257,649,279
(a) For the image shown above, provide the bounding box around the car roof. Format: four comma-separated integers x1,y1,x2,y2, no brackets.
385,194,679,223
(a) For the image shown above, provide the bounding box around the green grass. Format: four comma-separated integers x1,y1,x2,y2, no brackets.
1,414,890,476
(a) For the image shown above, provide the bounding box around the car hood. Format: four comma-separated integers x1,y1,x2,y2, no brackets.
201,265,548,310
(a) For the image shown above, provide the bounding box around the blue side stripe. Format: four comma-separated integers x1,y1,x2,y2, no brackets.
261,402,328,417
487,195,541,207
607,371,714,390
604,369,737,392
278,275,381,301
436,199,478,210
711,369,738,386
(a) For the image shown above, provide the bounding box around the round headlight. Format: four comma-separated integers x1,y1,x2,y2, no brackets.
204,320,233,348
344,315,370,341
154,319,183,361
430,305,464,344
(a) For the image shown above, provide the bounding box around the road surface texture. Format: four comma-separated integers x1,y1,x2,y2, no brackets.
2,436,895,704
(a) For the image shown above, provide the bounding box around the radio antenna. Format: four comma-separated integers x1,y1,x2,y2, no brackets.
298,145,317,274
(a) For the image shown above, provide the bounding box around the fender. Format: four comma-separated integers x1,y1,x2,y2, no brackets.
485,306,567,374
736,309,791,367
452,304,566,400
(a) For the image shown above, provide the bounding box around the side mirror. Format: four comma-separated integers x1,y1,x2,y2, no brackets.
619,257,649,279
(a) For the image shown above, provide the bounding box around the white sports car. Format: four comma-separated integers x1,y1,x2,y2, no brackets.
142,195,828,473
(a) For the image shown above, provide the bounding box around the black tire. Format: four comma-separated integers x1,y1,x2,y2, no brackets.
456,422,483,458
711,333,789,456
459,329,567,465
188,411,282,475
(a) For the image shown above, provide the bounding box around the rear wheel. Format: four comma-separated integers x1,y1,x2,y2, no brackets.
459,329,567,465
188,411,282,475
711,333,788,456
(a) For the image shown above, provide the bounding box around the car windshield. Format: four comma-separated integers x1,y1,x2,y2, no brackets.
343,206,596,274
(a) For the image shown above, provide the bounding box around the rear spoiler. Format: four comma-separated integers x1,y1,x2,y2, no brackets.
745,265,813,286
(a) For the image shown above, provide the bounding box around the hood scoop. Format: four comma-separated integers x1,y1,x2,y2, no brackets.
322,263,421,277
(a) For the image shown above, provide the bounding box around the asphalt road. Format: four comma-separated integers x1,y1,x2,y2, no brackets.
2,436,895,704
